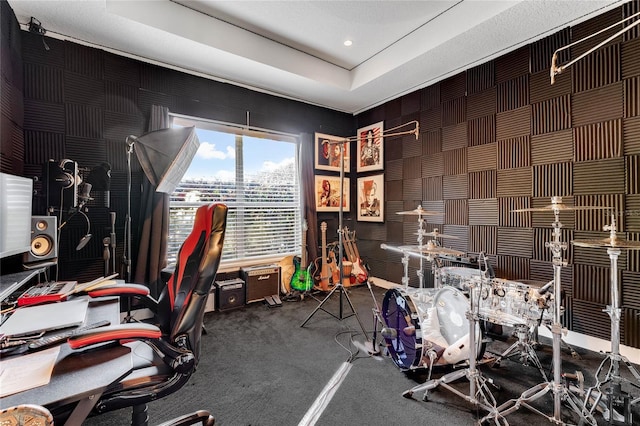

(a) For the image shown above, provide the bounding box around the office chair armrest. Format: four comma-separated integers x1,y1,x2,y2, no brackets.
76,283,159,312
153,336,196,374
155,410,215,426
84,283,151,298
68,323,161,349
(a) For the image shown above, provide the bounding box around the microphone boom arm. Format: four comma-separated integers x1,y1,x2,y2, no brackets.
551,11,640,84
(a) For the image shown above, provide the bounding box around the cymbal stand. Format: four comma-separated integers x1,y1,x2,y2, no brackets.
582,216,640,425
490,204,596,425
403,276,506,425
415,214,426,289
401,250,411,289
380,244,431,290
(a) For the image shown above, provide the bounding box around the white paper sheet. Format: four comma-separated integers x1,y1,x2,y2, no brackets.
0,346,60,397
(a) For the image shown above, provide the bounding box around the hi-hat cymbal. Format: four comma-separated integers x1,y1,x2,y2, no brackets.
413,231,460,239
512,203,610,212
396,205,442,216
571,238,640,250
398,245,465,256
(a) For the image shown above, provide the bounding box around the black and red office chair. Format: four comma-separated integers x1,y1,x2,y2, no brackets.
65,203,228,425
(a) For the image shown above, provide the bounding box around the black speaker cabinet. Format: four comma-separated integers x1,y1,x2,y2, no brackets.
215,278,245,311
241,265,280,303
24,216,58,264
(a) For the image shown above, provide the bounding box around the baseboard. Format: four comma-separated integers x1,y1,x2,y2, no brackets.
368,276,640,363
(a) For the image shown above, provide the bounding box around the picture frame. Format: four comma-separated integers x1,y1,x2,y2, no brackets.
356,121,384,173
357,174,384,222
314,132,350,173
315,175,350,212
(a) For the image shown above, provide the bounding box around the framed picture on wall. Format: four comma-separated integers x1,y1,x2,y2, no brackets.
357,174,384,222
314,132,350,172
315,175,350,212
356,121,384,173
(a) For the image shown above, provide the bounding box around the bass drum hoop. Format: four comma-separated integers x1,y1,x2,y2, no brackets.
381,287,484,371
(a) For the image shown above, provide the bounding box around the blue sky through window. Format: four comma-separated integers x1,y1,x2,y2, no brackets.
182,128,296,181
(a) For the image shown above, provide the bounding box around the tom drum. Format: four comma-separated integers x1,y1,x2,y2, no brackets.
472,278,554,327
439,266,482,291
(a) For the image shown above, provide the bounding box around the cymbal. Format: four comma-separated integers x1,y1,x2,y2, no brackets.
396,206,442,216
511,196,609,213
413,231,460,239
512,204,609,212
398,245,465,257
571,238,640,250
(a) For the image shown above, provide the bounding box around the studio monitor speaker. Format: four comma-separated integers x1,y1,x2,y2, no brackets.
24,216,58,264
215,278,245,311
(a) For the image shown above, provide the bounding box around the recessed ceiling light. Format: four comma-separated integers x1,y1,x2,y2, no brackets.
343,40,352,47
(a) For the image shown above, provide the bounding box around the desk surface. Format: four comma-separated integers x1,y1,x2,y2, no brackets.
0,297,132,413
0,268,44,302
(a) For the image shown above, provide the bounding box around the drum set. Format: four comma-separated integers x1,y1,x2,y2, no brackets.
374,198,640,425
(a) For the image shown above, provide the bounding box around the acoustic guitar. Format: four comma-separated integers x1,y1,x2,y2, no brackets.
312,222,331,291
290,220,313,291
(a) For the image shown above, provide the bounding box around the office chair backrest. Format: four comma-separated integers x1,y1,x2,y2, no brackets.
158,203,227,362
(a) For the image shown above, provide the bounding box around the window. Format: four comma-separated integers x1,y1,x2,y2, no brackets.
167,115,302,268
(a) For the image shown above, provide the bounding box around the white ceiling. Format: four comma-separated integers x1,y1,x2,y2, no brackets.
7,0,628,114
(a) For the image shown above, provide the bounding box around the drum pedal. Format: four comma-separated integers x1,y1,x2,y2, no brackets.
264,294,282,308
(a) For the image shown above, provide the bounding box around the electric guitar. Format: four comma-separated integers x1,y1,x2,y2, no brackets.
290,220,313,291
312,222,331,291
343,227,368,284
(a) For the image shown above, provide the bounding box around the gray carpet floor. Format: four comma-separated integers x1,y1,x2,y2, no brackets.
87,283,640,425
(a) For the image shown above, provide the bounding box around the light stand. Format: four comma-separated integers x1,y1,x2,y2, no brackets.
301,121,420,352
124,138,134,284
122,127,200,319
301,141,369,338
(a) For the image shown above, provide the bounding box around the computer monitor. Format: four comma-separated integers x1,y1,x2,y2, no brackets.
0,172,33,259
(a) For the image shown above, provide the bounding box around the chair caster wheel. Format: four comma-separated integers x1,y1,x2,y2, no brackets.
402,390,414,399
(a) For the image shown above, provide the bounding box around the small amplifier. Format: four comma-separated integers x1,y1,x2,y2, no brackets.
215,278,245,311
241,265,280,304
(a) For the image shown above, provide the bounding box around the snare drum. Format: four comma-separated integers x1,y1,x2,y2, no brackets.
439,267,482,290
381,287,483,370
473,278,554,326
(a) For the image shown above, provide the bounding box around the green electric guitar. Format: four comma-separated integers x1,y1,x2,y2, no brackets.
290,220,313,291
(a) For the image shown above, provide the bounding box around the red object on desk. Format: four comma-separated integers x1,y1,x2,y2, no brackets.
16,282,76,306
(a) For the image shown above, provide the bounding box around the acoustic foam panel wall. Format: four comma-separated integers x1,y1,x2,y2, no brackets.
531,95,571,135
468,199,498,226
467,143,497,172
468,114,496,147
